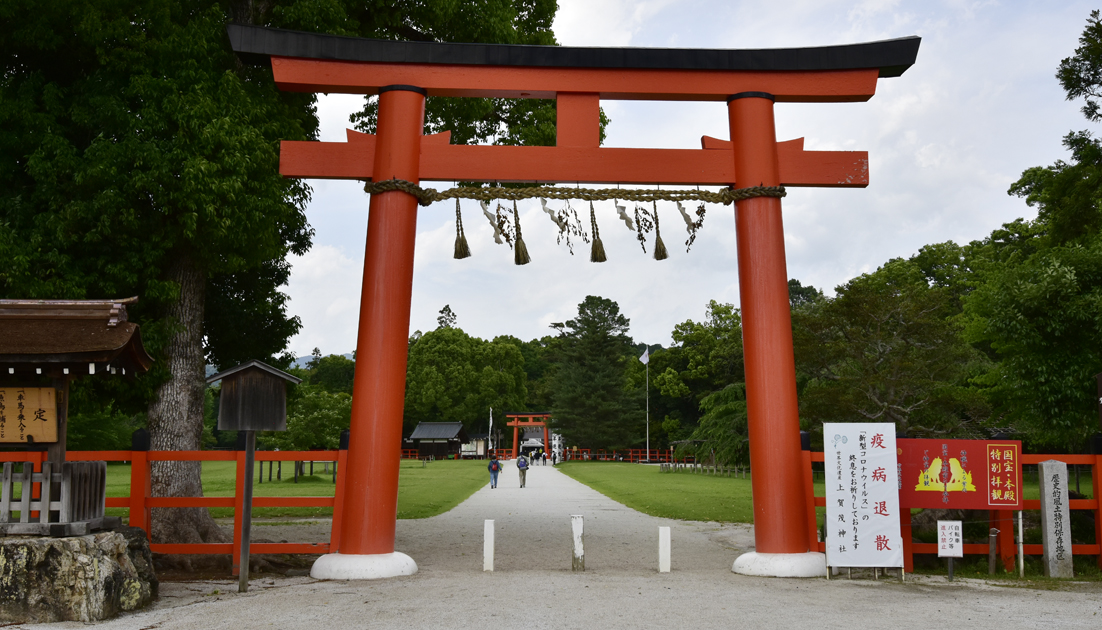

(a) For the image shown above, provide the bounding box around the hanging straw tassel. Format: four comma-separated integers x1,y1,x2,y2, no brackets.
652,201,669,260
512,201,531,265
589,201,607,263
453,199,471,259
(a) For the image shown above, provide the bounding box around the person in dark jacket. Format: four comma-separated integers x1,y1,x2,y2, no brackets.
488,455,501,489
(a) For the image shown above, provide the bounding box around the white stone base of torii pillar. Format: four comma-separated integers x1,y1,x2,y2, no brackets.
732,551,828,578
310,552,418,580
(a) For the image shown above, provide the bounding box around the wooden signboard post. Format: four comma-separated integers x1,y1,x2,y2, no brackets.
938,520,963,581
206,360,301,593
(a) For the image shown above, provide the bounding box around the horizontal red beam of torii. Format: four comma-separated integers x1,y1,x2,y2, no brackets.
281,131,868,186
228,25,919,579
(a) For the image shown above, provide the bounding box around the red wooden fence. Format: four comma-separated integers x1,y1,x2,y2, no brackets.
805,450,1102,572
4,447,1096,575
0,449,345,576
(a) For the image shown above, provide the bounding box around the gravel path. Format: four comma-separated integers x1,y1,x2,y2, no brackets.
24,463,1102,629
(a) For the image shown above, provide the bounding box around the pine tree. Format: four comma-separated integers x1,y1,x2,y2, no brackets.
549,296,644,450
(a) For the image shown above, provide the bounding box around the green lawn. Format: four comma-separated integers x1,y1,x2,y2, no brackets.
102,458,488,520
558,461,759,523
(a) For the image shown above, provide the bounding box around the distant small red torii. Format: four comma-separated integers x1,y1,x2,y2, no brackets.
504,412,552,461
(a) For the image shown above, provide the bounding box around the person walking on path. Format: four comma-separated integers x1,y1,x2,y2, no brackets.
488,455,501,489
517,454,529,488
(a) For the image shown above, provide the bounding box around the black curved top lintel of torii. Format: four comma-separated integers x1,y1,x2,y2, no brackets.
227,24,920,79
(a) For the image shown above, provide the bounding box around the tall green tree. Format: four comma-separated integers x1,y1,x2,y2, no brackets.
0,0,322,546
0,0,563,545
548,296,643,450
795,261,990,441
652,300,745,448
961,10,1102,450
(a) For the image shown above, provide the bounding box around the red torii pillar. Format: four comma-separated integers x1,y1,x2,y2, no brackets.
228,24,920,580
311,86,426,578
511,423,519,460
727,93,810,570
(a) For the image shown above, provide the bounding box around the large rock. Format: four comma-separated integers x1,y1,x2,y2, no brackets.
0,527,157,623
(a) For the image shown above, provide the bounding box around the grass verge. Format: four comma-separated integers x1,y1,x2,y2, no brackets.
557,461,759,523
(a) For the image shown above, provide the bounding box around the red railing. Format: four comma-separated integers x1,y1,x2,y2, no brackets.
804,450,1102,572
0,449,346,576
15,445,1092,575
622,449,677,462
561,449,691,463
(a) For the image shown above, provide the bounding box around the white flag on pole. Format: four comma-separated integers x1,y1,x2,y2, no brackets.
639,348,649,365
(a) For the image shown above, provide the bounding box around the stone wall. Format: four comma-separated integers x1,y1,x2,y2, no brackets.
0,527,157,623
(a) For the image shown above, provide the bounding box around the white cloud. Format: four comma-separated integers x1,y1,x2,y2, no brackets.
284,0,1100,356
285,245,363,357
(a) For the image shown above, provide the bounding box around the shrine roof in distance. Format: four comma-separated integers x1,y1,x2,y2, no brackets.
228,25,920,79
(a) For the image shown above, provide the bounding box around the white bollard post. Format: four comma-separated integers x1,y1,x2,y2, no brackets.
484,520,494,572
659,526,671,573
571,515,584,572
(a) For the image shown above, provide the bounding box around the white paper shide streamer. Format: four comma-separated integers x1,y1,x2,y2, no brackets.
481,200,504,244
615,201,635,231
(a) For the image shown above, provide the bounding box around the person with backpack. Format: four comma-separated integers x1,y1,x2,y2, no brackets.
488,455,501,489
516,453,529,488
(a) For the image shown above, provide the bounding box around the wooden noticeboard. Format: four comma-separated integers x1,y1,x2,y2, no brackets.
0,387,58,443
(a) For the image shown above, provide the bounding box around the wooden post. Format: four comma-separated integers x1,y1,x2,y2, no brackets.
329,436,350,552
1095,452,1102,571
571,515,584,571
802,449,819,551
232,444,247,576
484,520,494,572
988,527,998,575
900,508,914,574
128,430,151,538
997,509,1014,572
238,431,256,593
658,526,671,573
46,377,69,464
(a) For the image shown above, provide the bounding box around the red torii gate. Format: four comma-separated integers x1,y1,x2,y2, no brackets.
505,413,552,460
229,26,919,579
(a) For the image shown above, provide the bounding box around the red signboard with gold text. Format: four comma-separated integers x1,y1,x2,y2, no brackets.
897,439,1022,510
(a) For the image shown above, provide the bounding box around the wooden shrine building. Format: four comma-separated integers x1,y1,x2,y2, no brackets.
408,422,469,459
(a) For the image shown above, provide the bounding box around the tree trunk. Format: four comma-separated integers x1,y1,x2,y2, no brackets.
146,253,229,548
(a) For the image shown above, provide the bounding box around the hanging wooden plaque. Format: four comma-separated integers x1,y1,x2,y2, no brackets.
0,387,58,443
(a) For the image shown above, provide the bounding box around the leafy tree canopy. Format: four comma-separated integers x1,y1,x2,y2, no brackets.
404,326,527,435
795,261,990,441
306,350,356,395
961,10,1102,451
265,384,352,451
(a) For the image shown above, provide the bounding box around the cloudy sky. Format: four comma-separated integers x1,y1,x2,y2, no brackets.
283,0,1096,357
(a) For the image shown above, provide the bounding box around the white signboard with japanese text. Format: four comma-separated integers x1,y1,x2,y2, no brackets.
937,520,963,558
824,422,903,568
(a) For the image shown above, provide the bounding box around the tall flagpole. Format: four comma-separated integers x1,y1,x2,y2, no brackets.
640,347,650,461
